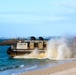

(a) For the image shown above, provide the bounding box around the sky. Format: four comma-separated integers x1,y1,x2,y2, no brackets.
0,0,76,37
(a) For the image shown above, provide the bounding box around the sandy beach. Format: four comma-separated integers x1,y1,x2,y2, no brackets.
19,60,76,75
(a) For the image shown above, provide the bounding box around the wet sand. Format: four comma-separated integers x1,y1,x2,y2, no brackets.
19,60,76,75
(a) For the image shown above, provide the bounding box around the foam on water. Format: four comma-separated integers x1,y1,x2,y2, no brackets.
14,48,45,59
14,36,76,60
0,64,38,75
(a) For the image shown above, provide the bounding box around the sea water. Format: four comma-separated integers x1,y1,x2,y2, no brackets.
0,45,68,75
0,37,75,75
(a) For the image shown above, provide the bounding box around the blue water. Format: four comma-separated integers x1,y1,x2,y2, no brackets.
0,46,57,70
0,39,72,75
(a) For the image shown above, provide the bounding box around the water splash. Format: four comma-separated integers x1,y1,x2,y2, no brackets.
14,48,45,59
45,36,76,60
14,36,76,60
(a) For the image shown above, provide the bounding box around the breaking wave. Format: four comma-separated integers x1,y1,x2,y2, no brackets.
14,36,76,60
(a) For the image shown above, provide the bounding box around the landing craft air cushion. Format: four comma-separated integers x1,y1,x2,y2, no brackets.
6,37,47,57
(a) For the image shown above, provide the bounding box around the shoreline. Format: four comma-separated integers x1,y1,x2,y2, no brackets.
19,60,76,75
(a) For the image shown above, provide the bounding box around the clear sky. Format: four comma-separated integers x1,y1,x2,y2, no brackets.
0,0,76,37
